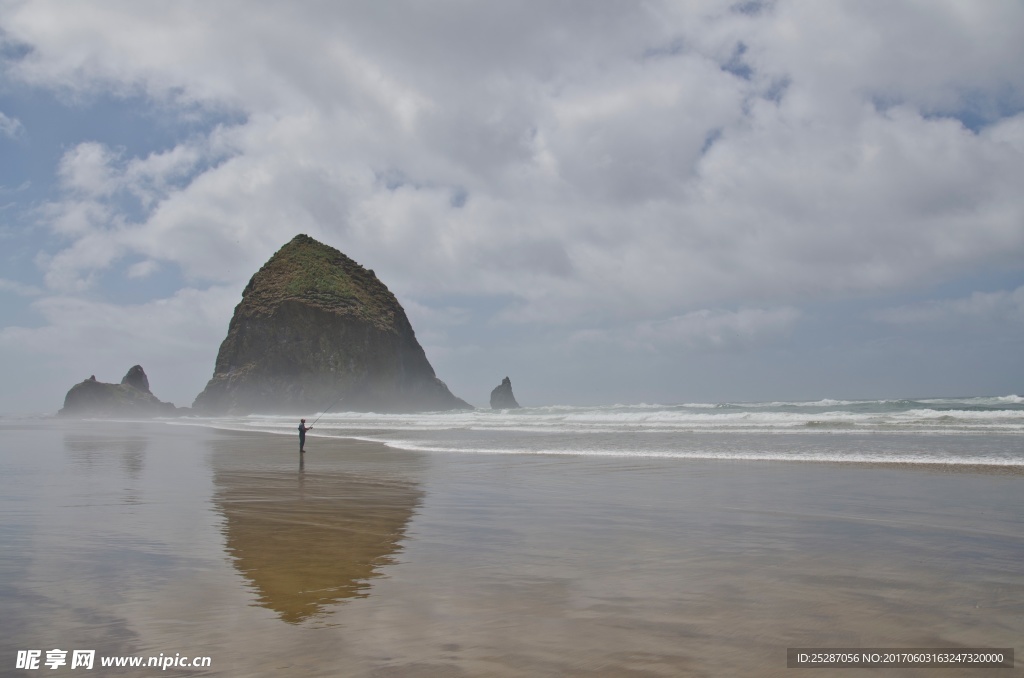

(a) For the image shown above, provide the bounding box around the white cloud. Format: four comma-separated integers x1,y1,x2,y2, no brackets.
6,1,1019,322
755,1,1024,119
873,286,1024,327
57,141,120,197
572,306,800,352
641,307,800,348
126,259,159,279
0,278,41,296
0,111,23,138
38,137,228,290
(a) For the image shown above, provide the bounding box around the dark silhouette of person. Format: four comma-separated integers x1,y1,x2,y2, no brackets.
298,419,312,453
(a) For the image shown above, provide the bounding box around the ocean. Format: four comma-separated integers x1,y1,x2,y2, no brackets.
184,394,1024,467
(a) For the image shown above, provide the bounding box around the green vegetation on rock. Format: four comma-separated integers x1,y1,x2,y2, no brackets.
242,234,396,331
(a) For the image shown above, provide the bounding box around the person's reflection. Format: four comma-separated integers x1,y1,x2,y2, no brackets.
214,465,422,624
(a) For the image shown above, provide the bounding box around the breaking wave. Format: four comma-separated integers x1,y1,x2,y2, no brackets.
181,394,1024,467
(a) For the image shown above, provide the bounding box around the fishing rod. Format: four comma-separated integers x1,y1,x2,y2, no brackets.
310,391,346,427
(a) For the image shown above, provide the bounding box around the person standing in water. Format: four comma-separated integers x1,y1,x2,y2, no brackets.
298,419,312,453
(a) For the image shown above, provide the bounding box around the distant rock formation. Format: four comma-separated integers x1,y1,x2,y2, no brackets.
192,234,473,414
121,365,150,393
490,376,520,409
59,366,178,417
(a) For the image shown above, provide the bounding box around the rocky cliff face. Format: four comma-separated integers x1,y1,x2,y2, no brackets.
192,234,472,414
59,366,178,417
490,376,520,409
121,364,150,392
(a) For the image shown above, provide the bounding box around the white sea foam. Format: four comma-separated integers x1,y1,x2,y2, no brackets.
173,395,1024,466
336,436,1022,467
201,403,1024,434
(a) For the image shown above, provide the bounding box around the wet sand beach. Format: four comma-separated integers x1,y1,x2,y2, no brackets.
1,420,1021,676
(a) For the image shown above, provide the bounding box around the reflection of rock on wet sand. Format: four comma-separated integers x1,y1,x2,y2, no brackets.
214,468,422,624
63,434,147,478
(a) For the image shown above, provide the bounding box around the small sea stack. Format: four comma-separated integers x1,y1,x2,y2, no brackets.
59,365,178,417
490,376,520,409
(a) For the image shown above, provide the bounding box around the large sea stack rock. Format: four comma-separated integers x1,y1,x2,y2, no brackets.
490,376,520,409
59,366,178,417
192,234,472,415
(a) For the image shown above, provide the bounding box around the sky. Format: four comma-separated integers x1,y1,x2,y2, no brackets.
1,0,1023,414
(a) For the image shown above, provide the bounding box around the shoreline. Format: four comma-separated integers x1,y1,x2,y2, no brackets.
12,414,1024,475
